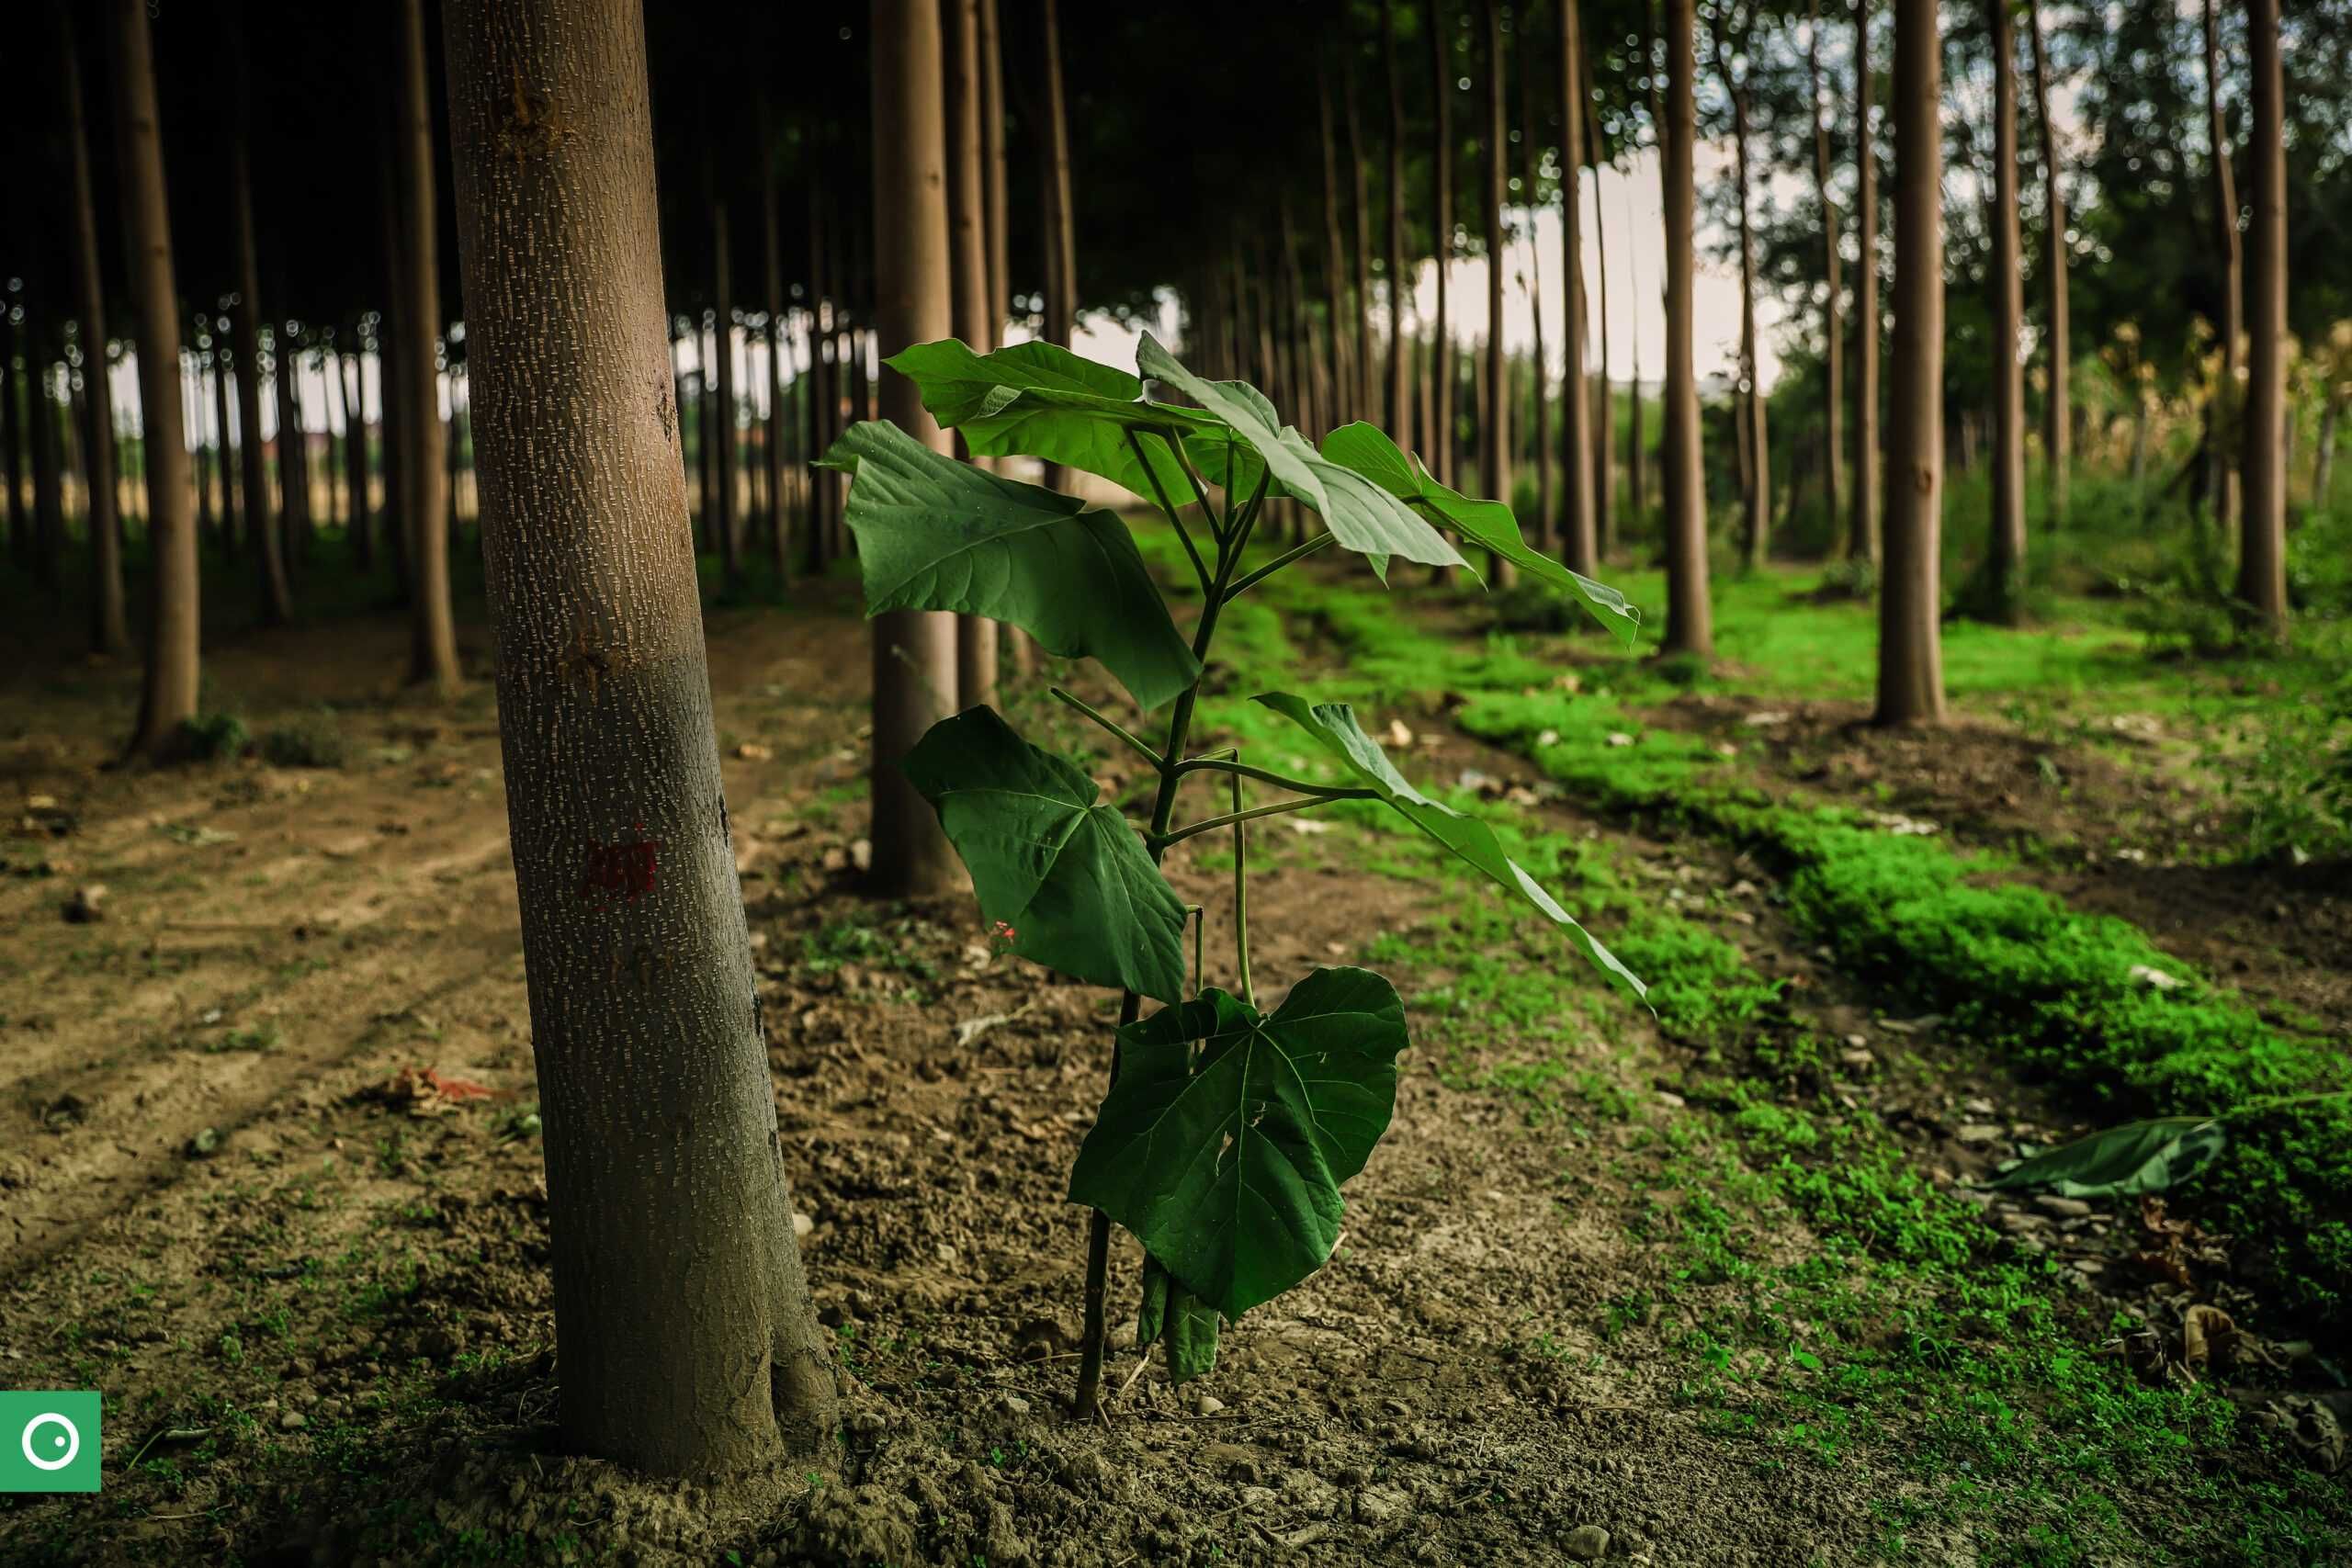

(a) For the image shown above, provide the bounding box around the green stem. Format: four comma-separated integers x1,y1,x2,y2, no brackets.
1153,792,1371,851
1223,532,1336,602
1047,686,1159,768
1175,756,1361,796
1124,425,1210,593
1230,769,1253,1009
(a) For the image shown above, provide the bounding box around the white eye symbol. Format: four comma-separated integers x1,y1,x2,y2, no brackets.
22,1414,80,1472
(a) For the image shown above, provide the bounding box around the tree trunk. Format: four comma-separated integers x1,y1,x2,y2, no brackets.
2315,392,2342,512
870,0,964,899
1518,25,1552,548
1382,0,1412,446
4,324,27,570
1983,0,2026,624
1319,55,1352,434
344,347,372,569
2239,0,2287,637
1662,0,1711,654
1429,0,1453,486
715,207,741,590
1876,0,1945,726
277,330,313,577
1714,17,1769,573
232,52,295,626
60,4,129,656
1037,0,1077,494
978,0,1009,351
2201,0,2240,532
442,0,835,1475
1807,0,1845,528
1558,0,1597,571
28,325,65,590
804,187,832,575
1344,61,1374,425
1627,180,1645,533
945,0,998,710
398,0,458,690
1479,0,1510,580
763,151,792,587
110,0,198,756
1850,0,1882,564
1589,66,1614,561
2026,0,2067,530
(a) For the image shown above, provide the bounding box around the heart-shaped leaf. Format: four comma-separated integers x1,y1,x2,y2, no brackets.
819,420,1201,710
1319,422,1642,646
1252,694,1647,1003
903,707,1188,1003
1989,1116,2228,1198
1069,967,1409,1320
1136,333,1465,576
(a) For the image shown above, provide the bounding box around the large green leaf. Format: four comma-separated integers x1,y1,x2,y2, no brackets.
1319,422,1642,647
902,707,1188,1003
881,338,1209,504
1253,694,1647,1002
1988,1116,2228,1198
1069,967,1410,1319
817,420,1200,710
1136,333,1465,577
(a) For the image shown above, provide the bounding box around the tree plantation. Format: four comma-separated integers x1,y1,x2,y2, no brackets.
1,1,2348,1563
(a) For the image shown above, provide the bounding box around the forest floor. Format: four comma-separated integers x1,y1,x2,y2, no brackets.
0,551,2346,1567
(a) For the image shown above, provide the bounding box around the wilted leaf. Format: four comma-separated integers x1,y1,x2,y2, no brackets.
1988,1116,2227,1197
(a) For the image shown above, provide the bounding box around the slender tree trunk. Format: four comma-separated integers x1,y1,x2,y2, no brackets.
442,0,835,1475
1383,0,1412,446
1876,0,1945,725
870,0,963,898
343,346,371,568
2315,391,2342,512
232,51,294,626
60,5,129,655
1518,28,1553,548
1429,0,1454,486
3,325,26,570
1319,55,1352,434
398,0,457,690
1589,69,1615,561
2201,0,2240,532
715,207,741,589
219,343,246,559
2026,0,2067,530
1851,0,1881,564
1479,0,1510,581
111,0,198,756
1808,0,1845,528
1037,0,1077,495
805,187,832,575
28,326,65,590
1662,0,1711,654
1983,0,2027,623
2239,0,2287,637
1627,182,1645,534
1344,62,1374,425
1714,18,1769,572
945,0,998,710
277,330,313,577
763,153,792,588
1558,0,1597,570
978,0,1009,351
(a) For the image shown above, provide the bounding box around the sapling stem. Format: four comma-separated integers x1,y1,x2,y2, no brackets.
1175,756,1363,795
1230,769,1254,1009
1224,532,1336,601
1125,425,1210,593
1152,793,1368,851
1048,686,1160,768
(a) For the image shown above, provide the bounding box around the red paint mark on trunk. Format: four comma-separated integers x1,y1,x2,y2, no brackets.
581,821,661,904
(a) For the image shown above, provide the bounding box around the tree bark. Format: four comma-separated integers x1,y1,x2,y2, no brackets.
1807,0,1844,528
871,0,965,898
3,323,26,570
398,0,458,690
1383,0,1412,446
60,3,129,655
1479,0,1510,581
110,0,198,757
2201,0,2240,532
1558,0,1597,571
804,187,833,574
1589,68,1614,561
1876,0,1945,726
1982,0,2027,624
715,206,741,589
1661,0,1711,655
232,43,295,626
1850,0,1882,564
2315,390,2342,513
978,0,1009,351
344,346,372,569
442,0,835,1475
1713,13,1769,573
1626,180,1645,533
1517,23,1552,548
277,329,314,575
2026,0,2067,530
763,143,792,587
27,322,65,590
1039,0,1077,357
1319,54,1353,434
945,0,998,710
1344,60,1375,424
2238,0,2287,637
1429,0,1454,486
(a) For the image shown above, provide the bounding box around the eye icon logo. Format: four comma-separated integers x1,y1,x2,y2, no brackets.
0,1391,101,1493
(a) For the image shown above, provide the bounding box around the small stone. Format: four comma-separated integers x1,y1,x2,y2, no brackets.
792,1210,814,1241
735,742,774,761
1955,1123,2003,1146
1839,1048,1875,1071
1000,1393,1031,1416
1194,1393,1225,1416
2033,1195,2092,1219
1564,1525,1611,1561
1355,1484,1411,1525
278,1410,309,1431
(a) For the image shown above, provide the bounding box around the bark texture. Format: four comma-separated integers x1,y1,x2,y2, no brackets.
232,32,295,626
1807,0,1844,527
1556,0,1597,570
1984,0,2027,623
111,0,198,756
61,4,129,656
1660,0,1711,656
1713,12,1769,572
1851,0,1881,563
2238,0,2288,637
1875,0,1946,725
944,0,998,711
1383,0,1412,446
1478,0,1510,581
1428,0,1453,486
400,0,459,692
2200,0,2240,531
2027,0,2067,529
441,0,836,1475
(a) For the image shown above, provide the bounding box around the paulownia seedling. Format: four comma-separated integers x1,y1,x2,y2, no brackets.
820,333,1648,1416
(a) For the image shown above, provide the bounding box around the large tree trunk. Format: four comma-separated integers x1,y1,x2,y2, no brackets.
398,0,458,691
1876,0,1945,726
1851,0,1881,563
442,0,835,1475
1479,0,1511,581
1807,0,1845,529
60,8,129,655
978,0,1009,352
2026,0,2067,530
1661,0,1711,654
2239,0,2287,637
1981,0,2027,624
870,0,964,898
1557,0,1597,571
1428,0,1453,485
945,0,998,710
1382,0,1412,446
110,0,198,757
2201,0,2240,531
232,53,294,626
1714,17,1769,573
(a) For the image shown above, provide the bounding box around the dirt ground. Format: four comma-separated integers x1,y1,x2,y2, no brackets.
0,589,2335,1565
